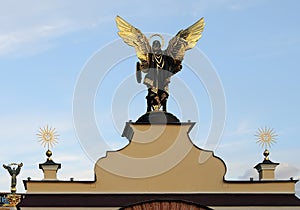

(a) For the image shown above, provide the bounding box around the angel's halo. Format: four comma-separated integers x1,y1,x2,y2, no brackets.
148,33,165,48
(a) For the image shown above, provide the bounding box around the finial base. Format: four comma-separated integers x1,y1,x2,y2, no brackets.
136,111,180,124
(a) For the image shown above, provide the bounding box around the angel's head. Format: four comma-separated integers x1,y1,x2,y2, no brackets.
152,40,161,53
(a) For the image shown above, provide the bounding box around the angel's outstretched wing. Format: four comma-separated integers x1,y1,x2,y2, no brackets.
116,16,151,62
166,18,205,61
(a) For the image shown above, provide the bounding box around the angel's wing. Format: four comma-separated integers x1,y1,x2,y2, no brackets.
116,16,151,62
166,18,205,61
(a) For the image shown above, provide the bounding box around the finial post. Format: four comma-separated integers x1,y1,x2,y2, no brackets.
37,125,61,180
254,127,279,180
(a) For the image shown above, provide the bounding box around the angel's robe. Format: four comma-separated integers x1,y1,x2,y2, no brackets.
143,52,181,94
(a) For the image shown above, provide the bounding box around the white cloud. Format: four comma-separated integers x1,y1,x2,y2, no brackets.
0,0,267,57
0,19,75,56
224,120,254,137
226,0,258,11
54,153,89,163
0,1,115,56
189,0,264,17
276,163,300,180
239,168,259,180
296,183,300,198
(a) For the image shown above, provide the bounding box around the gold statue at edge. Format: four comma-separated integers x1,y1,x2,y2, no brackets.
116,16,205,112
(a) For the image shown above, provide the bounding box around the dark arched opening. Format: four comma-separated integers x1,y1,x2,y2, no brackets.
120,200,213,210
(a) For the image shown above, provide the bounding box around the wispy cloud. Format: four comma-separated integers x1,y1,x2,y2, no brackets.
223,120,254,137
0,1,114,57
0,0,267,57
189,0,265,16
226,0,259,11
0,20,76,56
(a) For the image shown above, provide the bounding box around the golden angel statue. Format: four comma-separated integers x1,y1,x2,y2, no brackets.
116,16,205,112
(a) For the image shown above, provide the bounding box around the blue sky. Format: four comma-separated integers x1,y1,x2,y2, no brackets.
0,0,299,195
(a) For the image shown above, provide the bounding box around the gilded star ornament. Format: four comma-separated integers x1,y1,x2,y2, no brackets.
255,127,277,149
37,125,59,149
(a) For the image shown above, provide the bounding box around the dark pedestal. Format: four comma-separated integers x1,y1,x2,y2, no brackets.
136,111,180,124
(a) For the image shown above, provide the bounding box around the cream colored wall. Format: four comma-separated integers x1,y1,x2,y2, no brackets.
94,123,226,192
260,169,275,180
26,179,295,193
43,170,57,180
26,123,296,194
